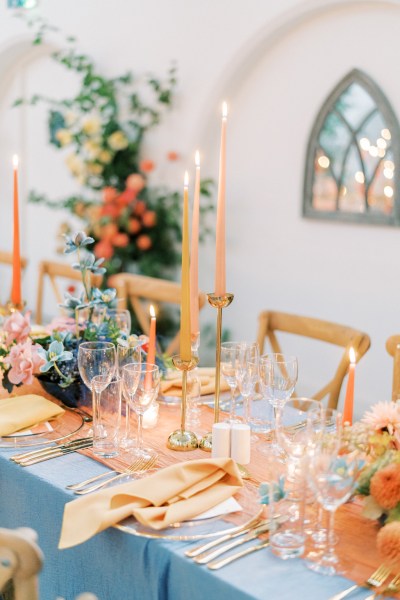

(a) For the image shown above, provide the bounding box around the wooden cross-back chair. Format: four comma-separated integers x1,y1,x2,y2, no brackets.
36,260,103,325
385,335,400,401
256,310,371,409
0,251,28,270
109,273,206,356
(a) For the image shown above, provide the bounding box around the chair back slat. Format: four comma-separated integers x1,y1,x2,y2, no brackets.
257,310,371,409
385,335,400,401
109,273,206,355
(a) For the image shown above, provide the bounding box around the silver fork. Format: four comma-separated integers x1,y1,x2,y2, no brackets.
73,455,157,494
363,572,400,600
328,564,391,600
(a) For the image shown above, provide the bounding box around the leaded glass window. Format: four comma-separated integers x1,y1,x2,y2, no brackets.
303,69,400,225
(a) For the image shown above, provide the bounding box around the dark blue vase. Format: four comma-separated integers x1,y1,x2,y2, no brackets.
36,375,91,409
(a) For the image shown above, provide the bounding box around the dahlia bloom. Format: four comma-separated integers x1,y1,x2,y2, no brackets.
377,522,400,569
370,463,400,510
362,401,400,435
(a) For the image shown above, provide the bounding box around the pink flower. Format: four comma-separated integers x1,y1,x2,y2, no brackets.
3,311,31,345
46,316,77,334
362,401,400,435
6,340,45,385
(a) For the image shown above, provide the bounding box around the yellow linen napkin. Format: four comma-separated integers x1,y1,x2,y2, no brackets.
0,395,65,436
59,457,243,549
161,367,230,397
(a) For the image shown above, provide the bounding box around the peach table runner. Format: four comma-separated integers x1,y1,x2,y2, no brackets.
1,380,397,596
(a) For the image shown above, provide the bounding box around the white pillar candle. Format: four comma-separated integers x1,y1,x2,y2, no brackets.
211,422,231,458
142,402,159,429
230,423,251,465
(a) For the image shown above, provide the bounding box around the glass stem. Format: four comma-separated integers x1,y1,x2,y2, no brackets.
244,395,250,422
326,509,336,560
137,412,143,451
92,387,101,437
125,403,131,439
229,386,236,420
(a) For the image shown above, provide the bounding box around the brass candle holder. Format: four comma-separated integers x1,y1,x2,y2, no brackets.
167,354,199,451
0,300,25,316
199,292,234,451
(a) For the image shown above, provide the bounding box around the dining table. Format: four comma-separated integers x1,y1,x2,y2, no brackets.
0,380,397,600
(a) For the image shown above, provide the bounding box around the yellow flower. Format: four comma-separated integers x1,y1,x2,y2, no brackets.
65,153,84,175
82,116,101,136
98,150,112,164
108,131,129,151
56,129,73,146
87,162,103,175
83,140,101,159
65,111,78,127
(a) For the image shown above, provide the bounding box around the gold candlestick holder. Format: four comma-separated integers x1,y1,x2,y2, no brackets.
199,292,234,451
6,300,25,314
167,354,199,451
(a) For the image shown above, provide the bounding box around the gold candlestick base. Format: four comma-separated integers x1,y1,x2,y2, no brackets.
3,300,25,315
167,355,199,451
199,292,234,452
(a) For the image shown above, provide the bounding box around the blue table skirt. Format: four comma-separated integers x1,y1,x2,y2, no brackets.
0,447,372,600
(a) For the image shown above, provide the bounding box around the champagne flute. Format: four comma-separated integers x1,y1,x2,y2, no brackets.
234,342,260,422
78,341,117,435
122,363,160,459
117,339,143,448
221,341,242,423
306,435,361,575
259,353,298,455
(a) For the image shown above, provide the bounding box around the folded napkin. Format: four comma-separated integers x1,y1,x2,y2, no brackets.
161,367,230,397
0,394,65,436
59,457,243,549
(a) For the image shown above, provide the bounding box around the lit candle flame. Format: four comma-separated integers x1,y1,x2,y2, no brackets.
184,171,189,187
349,347,356,364
12,155,19,169
149,304,156,318
222,101,228,119
195,150,200,168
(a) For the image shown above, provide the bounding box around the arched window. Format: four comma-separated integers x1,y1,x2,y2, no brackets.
303,69,400,225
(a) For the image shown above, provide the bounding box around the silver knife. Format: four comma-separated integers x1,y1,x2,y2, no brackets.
207,539,270,570
11,437,93,462
193,522,272,564
17,440,93,466
185,516,264,558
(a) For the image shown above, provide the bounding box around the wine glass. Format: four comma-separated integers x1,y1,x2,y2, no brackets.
306,434,361,575
108,309,131,336
78,342,117,432
221,341,242,423
259,353,298,455
117,339,143,449
122,363,160,459
186,371,202,429
234,342,260,422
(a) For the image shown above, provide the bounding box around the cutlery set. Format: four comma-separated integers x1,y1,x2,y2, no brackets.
185,516,286,570
328,565,400,600
11,437,93,466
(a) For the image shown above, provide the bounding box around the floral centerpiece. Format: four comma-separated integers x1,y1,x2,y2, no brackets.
349,401,400,569
0,230,143,406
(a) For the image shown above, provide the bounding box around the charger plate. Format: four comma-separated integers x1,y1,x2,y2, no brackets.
0,411,84,448
115,507,263,541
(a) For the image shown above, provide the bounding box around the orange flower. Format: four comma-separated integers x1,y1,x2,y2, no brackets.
128,218,141,234
142,210,157,228
167,151,179,161
126,173,145,193
112,233,129,248
370,464,400,510
117,189,137,206
100,203,121,219
74,202,86,217
103,187,118,203
94,240,114,260
100,223,118,241
140,159,155,173
136,234,152,251
134,200,147,217
377,522,400,569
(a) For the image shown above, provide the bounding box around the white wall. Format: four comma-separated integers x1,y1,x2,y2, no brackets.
0,0,399,418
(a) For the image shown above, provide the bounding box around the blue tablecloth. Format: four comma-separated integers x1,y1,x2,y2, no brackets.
0,446,375,600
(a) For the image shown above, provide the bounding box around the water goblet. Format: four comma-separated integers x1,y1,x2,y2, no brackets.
78,341,117,432
122,363,160,459
306,437,362,575
186,372,202,429
117,339,143,449
221,341,242,423
259,353,298,455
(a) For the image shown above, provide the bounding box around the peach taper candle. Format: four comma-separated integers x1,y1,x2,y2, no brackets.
343,347,356,425
11,154,22,307
190,150,201,338
214,102,227,296
180,171,192,361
